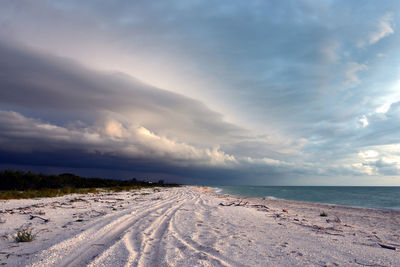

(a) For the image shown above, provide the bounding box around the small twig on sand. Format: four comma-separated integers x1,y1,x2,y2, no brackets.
378,243,396,250
29,215,49,223
219,202,234,206
354,258,386,266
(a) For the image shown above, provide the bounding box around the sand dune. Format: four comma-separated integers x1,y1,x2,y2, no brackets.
1,187,399,266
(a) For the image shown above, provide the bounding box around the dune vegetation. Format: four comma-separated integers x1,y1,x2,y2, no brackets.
0,170,179,199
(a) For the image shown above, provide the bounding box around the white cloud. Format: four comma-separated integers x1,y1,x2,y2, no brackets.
359,13,394,47
375,103,392,114
344,62,367,86
358,149,379,160
356,145,400,175
368,13,394,45
358,115,369,128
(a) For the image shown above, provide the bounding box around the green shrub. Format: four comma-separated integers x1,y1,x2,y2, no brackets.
320,211,328,217
15,229,35,242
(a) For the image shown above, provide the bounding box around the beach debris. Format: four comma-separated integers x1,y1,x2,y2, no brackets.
36,210,46,215
70,198,88,203
29,215,49,223
89,210,106,218
219,202,234,206
250,204,269,209
354,258,386,266
31,203,45,208
378,243,397,250
312,225,325,230
219,200,248,207
249,204,270,212
326,216,341,224
235,200,248,206
282,209,288,213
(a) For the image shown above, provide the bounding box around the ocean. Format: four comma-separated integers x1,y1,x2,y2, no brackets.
214,186,400,211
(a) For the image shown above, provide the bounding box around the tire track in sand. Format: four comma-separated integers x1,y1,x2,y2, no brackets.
30,189,184,267
88,198,186,267
168,193,248,267
135,201,185,266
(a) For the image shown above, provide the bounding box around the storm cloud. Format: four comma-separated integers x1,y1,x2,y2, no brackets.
0,42,304,184
0,0,400,185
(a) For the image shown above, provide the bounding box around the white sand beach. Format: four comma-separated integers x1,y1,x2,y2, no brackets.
1,186,399,266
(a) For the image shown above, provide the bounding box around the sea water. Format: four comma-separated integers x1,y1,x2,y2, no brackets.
214,186,400,211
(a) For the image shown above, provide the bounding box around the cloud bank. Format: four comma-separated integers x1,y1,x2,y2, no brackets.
0,42,310,184
0,1,400,185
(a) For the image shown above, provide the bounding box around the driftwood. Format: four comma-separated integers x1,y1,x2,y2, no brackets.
29,215,49,223
219,202,234,206
378,243,396,250
234,200,248,206
219,200,248,207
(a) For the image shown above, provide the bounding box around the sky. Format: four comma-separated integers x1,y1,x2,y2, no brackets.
1,0,400,185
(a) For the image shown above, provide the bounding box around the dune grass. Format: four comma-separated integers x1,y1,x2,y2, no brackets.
0,187,99,200
15,229,36,242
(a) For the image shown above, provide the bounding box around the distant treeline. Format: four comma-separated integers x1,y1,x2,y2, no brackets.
0,170,179,191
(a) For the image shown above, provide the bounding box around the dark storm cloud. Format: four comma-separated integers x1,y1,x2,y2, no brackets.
0,42,244,146
0,1,400,184
0,43,308,183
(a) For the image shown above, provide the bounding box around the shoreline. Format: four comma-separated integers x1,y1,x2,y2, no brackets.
210,186,400,212
1,186,399,266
